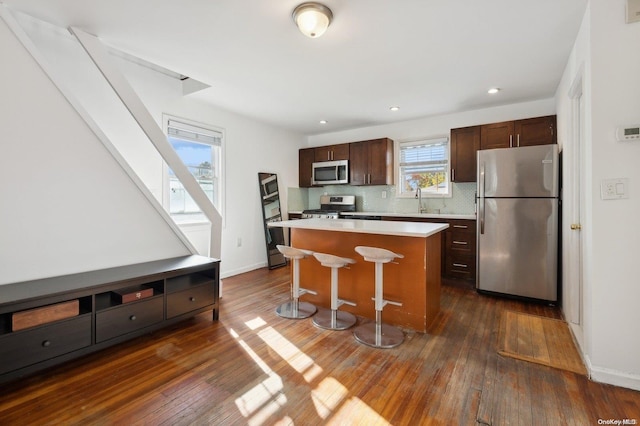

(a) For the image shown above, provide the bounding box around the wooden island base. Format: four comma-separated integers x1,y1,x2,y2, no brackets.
291,228,442,332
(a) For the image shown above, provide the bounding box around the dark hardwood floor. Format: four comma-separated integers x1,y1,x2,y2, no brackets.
1,267,638,425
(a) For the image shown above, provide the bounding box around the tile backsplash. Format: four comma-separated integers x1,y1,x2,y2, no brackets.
288,183,477,215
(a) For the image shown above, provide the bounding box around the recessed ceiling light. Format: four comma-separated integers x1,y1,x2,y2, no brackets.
488,88,500,94
319,120,328,124
389,106,400,111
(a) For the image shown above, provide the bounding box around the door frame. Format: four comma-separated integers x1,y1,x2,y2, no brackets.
565,66,586,339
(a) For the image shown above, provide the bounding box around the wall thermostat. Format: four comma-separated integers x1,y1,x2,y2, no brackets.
616,125,640,141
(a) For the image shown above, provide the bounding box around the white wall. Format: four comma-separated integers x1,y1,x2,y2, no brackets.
556,0,640,390
0,15,191,285
307,98,556,147
588,0,640,389
9,12,305,280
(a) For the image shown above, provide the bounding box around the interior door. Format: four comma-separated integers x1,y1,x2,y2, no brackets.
565,78,585,326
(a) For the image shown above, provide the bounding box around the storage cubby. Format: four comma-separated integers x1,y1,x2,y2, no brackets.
0,255,219,384
166,272,215,293
95,280,164,311
0,313,11,335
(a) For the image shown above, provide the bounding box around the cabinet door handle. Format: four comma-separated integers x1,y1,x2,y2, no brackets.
453,263,468,268
517,134,520,147
452,169,455,182
129,315,137,321
42,340,51,347
453,225,468,229
452,241,468,245
190,297,196,302
509,135,513,148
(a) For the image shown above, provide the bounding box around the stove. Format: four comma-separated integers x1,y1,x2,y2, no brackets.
302,195,356,219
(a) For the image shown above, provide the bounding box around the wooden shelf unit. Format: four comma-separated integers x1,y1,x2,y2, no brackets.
0,255,219,384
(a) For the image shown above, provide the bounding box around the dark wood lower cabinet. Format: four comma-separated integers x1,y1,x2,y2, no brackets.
0,255,220,384
382,216,476,282
443,220,476,281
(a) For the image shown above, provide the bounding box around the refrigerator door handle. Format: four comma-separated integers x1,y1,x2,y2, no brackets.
479,163,485,234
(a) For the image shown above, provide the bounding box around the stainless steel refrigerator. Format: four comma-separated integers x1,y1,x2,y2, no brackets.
476,144,559,301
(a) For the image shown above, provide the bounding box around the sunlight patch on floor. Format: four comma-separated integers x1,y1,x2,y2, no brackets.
229,317,389,425
330,397,391,425
257,324,323,383
230,326,287,419
311,377,349,420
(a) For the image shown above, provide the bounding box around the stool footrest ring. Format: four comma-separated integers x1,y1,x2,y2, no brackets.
337,298,356,307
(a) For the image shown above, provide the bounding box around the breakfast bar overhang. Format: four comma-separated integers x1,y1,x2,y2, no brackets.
268,218,449,332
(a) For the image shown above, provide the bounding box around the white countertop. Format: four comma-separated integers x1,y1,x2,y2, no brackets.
341,211,477,220
268,218,449,238
288,211,476,220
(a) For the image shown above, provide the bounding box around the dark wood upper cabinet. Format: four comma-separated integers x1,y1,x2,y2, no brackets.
450,126,480,182
480,121,515,150
514,115,557,147
313,144,349,162
349,138,394,186
480,115,556,149
298,148,315,188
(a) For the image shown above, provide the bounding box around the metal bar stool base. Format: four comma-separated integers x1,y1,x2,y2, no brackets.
276,301,317,319
312,308,357,330
353,322,404,349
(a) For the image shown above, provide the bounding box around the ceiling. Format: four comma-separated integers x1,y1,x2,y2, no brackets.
4,0,588,136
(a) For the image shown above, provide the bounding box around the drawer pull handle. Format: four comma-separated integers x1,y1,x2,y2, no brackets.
42,340,51,347
190,297,196,302
453,263,468,268
129,315,137,321
453,225,468,229
452,241,468,245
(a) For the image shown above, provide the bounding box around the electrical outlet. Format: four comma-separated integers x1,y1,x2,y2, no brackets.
601,178,629,200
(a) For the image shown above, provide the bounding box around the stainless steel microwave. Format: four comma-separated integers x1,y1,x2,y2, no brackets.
312,160,349,185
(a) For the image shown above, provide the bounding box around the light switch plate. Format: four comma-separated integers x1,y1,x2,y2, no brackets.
601,178,629,200
627,0,640,23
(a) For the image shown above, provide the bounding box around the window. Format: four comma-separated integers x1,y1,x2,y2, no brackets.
165,117,223,223
397,136,450,197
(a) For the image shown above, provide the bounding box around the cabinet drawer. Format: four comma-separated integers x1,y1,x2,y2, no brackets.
444,255,476,280
446,233,476,256
0,314,91,374
167,284,214,319
96,296,163,343
448,220,475,235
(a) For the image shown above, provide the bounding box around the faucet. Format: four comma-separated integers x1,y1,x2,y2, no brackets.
415,188,427,213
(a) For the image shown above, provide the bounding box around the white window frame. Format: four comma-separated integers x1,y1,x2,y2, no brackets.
162,114,226,225
395,135,451,198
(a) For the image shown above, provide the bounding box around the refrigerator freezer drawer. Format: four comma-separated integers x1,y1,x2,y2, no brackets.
476,198,558,301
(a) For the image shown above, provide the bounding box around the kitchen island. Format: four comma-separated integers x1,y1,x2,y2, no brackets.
268,218,448,332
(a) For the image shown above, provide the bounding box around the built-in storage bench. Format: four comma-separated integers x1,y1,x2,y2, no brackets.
0,255,219,384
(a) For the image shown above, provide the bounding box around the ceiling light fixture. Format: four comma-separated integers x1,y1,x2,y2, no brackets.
292,2,333,38
319,120,328,124
488,88,501,94
389,106,400,111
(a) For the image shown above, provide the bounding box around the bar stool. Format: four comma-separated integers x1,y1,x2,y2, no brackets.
353,246,405,348
311,253,357,330
275,245,317,319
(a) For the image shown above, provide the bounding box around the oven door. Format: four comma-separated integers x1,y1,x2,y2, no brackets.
312,160,349,185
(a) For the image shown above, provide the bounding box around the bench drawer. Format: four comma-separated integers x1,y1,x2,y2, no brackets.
96,296,163,343
0,314,91,374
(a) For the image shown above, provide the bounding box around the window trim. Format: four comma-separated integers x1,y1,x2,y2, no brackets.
162,114,226,226
395,135,452,198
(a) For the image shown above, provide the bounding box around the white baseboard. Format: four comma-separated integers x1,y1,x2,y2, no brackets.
220,261,268,279
586,355,640,391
